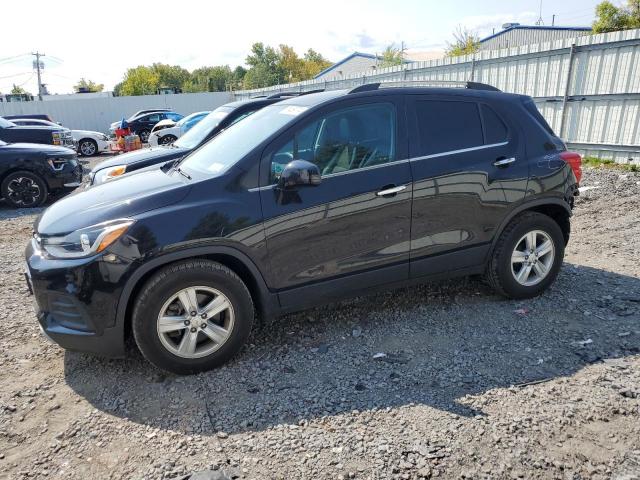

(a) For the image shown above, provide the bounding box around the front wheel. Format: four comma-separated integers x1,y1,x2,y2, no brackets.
1,171,48,208
132,260,254,375
486,212,565,299
159,134,177,146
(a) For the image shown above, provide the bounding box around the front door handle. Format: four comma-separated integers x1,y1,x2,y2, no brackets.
376,185,407,197
493,157,516,167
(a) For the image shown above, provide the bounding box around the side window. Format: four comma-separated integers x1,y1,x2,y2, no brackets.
269,103,396,183
147,114,160,123
167,113,183,122
228,109,258,127
480,104,508,144
414,100,483,156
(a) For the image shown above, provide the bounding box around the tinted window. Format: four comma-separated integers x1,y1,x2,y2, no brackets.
414,100,483,156
147,114,161,123
480,104,508,144
523,99,556,136
270,103,396,182
174,106,234,150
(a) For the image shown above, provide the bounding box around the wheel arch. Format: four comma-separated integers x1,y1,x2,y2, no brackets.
117,246,277,339
490,198,572,256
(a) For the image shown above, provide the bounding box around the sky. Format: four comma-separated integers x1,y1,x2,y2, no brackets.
0,0,603,95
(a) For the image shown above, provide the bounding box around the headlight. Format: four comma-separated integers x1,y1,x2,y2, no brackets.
40,219,134,259
47,157,69,171
92,165,127,185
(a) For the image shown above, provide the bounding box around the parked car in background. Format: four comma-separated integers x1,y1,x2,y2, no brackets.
9,118,111,156
3,114,55,122
130,108,172,118
109,111,183,143
0,116,75,149
25,83,581,374
148,111,210,146
90,94,307,185
0,139,81,207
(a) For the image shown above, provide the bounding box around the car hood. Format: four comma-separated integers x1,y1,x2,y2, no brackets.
35,168,191,235
3,142,75,156
91,146,189,172
154,119,175,128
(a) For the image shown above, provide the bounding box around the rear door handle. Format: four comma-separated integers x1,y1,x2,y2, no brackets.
493,157,516,167
376,185,407,197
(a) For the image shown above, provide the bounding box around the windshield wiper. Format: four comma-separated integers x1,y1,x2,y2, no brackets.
175,166,191,180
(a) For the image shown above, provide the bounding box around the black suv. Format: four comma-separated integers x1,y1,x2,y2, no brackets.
1,139,81,207
25,83,581,374
0,116,75,149
90,93,317,185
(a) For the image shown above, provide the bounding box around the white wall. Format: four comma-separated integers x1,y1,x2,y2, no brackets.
0,91,234,133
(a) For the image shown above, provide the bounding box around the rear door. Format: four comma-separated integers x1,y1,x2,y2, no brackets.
259,96,413,309
407,95,526,278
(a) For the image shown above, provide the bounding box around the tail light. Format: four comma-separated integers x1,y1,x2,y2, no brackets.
560,151,582,184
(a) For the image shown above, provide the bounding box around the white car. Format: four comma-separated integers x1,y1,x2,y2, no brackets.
148,111,209,146
8,118,111,156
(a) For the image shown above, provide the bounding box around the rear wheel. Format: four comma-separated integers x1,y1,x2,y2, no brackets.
132,260,254,374
138,129,151,143
486,212,564,299
1,171,48,208
78,138,98,156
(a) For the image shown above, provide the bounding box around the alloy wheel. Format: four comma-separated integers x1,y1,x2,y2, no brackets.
510,230,555,286
156,286,235,359
7,177,42,207
80,140,97,156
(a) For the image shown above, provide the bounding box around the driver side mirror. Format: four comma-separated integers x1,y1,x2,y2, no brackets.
277,160,321,190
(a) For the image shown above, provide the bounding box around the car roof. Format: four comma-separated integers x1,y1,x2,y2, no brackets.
274,85,521,108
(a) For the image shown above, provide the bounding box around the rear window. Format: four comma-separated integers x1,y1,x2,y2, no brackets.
414,100,484,156
480,104,508,144
523,99,556,136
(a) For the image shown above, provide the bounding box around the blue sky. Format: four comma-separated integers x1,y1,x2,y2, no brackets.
0,0,602,94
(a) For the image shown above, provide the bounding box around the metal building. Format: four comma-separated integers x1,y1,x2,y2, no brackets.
315,52,412,81
479,24,591,51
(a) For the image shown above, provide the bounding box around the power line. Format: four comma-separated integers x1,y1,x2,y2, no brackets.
0,71,31,80
0,53,30,64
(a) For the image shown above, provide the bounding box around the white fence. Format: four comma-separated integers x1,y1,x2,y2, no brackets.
234,29,640,164
0,91,233,134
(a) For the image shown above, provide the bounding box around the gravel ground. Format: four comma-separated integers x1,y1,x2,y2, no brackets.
0,167,639,480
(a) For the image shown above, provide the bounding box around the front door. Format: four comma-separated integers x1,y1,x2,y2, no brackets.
259,97,412,310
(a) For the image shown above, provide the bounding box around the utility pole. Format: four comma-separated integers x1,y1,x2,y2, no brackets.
535,0,544,25
32,51,45,100
400,41,406,61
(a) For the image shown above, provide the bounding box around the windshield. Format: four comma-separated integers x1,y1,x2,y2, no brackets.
174,106,233,149
0,117,16,128
180,104,308,176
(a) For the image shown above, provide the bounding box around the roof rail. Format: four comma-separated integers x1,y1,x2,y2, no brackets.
348,80,500,94
265,88,326,99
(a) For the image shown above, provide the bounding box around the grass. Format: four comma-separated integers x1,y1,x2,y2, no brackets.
582,156,639,172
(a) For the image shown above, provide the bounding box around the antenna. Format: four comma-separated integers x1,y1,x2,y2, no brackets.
535,0,544,25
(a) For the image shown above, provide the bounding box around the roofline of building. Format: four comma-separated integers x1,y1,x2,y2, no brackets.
314,51,412,79
479,25,592,43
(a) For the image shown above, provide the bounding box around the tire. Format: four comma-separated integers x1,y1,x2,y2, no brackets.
132,259,254,375
159,134,177,146
78,138,98,156
486,211,564,299
138,129,151,143
1,171,48,208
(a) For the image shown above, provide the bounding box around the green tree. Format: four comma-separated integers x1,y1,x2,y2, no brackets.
302,49,332,78
593,0,640,33
119,66,160,96
380,44,404,67
10,84,28,95
184,66,233,92
151,63,191,90
74,78,104,93
445,26,480,57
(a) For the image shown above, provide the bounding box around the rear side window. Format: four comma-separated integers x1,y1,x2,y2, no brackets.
480,104,508,144
523,100,556,136
414,100,483,156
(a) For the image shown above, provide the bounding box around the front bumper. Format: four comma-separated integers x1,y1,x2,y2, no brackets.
24,239,129,357
46,161,83,191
